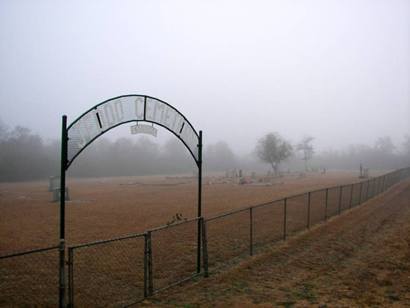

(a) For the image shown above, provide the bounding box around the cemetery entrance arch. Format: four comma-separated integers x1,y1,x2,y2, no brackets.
58,95,202,307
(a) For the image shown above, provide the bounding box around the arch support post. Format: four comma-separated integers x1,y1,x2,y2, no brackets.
59,115,67,308
197,131,203,273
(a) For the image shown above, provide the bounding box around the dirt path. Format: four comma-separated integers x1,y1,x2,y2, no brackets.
145,180,410,307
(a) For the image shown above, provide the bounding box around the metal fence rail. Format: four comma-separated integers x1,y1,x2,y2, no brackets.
1,167,409,307
67,233,145,307
202,167,410,274
206,208,250,269
0,245,59,307
148,217,201,294
325,186,340,218
286,193,309,234
309,189,327,226
252,200,284,252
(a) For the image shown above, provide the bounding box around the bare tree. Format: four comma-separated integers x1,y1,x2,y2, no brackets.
205,141,237,171
374,136,395,154
255,132,293,175
402,135,410,154
297,136,314,171
403,135,410,165
0,118,8,141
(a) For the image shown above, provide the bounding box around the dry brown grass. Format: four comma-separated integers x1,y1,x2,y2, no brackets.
146,180,410,307
0,171,362,253
0,171,384,306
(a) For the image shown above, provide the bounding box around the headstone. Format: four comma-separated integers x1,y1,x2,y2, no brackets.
49,176,60,192
52,188,70,202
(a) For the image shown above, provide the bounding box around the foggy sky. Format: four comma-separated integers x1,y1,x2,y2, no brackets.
1,0,409,155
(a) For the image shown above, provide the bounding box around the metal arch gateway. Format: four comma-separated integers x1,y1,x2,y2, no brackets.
66,95,201,168
58,94,203,307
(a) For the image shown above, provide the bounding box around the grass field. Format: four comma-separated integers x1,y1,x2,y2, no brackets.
147,179,410,307
0,171,367,254
0,170,389,306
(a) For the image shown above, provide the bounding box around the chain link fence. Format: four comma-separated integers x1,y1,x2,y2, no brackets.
1,167,409,307
326,186,341,217
67,233,145,307
309,189,327,225
202,167,410,275
286,193,309,234
149,217,200,293
0,246,59,306
206,208,251,269
252,200,284,251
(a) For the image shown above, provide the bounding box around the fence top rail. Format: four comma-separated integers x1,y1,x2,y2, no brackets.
0,245,60,259
69,232,145,250
305,187,327,195
252,198,285,210
204,170,405,224
147,216,200,233
206,207,250,222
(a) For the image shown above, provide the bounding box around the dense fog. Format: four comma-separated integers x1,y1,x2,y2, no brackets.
0,120,408,182
0,1,409,181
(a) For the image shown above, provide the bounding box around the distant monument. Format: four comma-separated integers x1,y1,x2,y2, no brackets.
359,163,369,179
49,176,70,202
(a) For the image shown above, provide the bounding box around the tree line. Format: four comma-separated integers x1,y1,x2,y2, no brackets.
0,121,408,182
0,122,237,181
256,132,410,174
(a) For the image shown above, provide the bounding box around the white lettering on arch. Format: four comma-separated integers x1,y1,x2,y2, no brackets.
67,95,199,165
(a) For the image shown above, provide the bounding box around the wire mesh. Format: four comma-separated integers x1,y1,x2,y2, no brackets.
372,178,379,196
369,179,375,198
70,234,145,307
326,187,341,218
351,183,362,207
340,185,352,211
286,193,308,235
309,189,327,225
2,168,409,306
360,180,369,203
253,200,284,249
377,177,384,194
0,247,59,306
150,218,198,292
206,209,250,269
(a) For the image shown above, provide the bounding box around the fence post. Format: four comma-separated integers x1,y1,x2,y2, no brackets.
382,175,386,192
143,233,148,298
338,186,343,215
67,247,74,308
249,207,253,256
201,218,209,278
59,239,65,308
376,177,380,195
196,131,203,275
59,115,67,308
324,188,329,220
146,231,153,296
349,184,354,208
307,192,311,229
283,198,287,241
358,182,363,205
366,180,370,200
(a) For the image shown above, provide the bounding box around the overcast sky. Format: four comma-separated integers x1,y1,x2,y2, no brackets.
0,0,409,154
